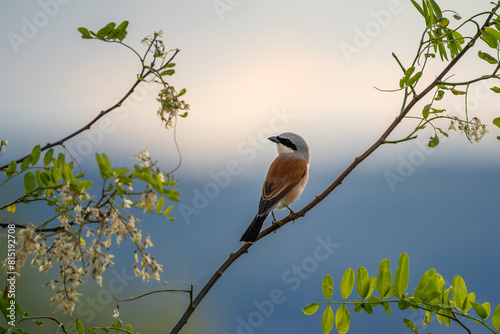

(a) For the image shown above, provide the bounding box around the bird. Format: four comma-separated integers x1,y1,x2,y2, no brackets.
240,132,310,243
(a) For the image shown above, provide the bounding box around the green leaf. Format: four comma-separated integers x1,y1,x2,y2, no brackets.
24,172,36,194
367,295,381,306
161,63,176,69
453,30,465,45
353,301,362,313
7,204,15,213
77,180,93,191
381,302,391,316
399,66,415,88
410,0,424,17
156,197,165,213
51,166,61,183
115,21,129,41
102,154,112,170
465,292,475,312
75,318,84,334
486,26,500,43
422,104,431,119
416,268,436,293
30,145,41,165
483,302,492,319
356,267,370,300
404,318,419,333
478,51,498,64
481,28,498,48
6,160,17,177
322,275,333,300
492,303,500,330
78,27,92,39
493,117,500,128
178,88,187,96
428,0,442,18
406,71,422,87
377,259,392,299
428,135,439,148
43,148,54,166
322,305,334,334
367,276,376,299
302,303,320,315
33,320,44,326
340,268,355,300
452,275,467,312
160,69,175,76
398,299,411,310
97,22,116,39
56,152,65,167
393,253,409,298
471,301,488,320
95,154,108,177
20,156,32,171
361,302,373,315
450,88,465,95
437,17,449,28
335,305,350,334
164,205,173,217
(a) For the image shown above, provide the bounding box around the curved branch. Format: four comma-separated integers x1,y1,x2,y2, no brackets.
168,3,500,334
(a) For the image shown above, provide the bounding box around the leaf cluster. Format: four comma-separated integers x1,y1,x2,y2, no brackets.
303,253,500,334
78,21,129,42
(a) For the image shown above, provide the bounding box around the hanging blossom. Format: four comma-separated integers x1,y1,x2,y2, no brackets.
449,117,489,142
157,86,189,129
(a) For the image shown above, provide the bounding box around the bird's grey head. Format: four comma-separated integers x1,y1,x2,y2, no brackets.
268,132,309,162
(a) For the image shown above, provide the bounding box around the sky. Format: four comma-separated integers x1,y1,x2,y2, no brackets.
0,1,500,333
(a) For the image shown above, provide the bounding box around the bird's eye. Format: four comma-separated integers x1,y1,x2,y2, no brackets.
277,137,297,150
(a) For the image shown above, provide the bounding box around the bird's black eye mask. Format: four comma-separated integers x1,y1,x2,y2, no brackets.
277,136,297,151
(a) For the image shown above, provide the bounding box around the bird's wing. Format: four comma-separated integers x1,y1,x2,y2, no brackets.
258,155,308,214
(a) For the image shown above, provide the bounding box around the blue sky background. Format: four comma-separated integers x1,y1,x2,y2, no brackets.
0,1,500,333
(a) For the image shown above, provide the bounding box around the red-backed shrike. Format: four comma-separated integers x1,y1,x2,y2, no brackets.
240,132,309,243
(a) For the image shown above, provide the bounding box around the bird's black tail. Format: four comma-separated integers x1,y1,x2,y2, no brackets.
240,213,269,243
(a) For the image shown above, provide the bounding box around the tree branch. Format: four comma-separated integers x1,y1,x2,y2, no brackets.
168,4,500,333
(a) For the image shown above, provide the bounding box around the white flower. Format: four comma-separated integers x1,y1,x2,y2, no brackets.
123,198,133,208
95,275,103,287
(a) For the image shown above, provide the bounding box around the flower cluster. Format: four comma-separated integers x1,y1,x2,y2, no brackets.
0,140,7,157
448,117,489,142
157,86,189,129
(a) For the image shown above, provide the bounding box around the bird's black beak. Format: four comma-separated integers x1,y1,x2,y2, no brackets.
268,136,280,144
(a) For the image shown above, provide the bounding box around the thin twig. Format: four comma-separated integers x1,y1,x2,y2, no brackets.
112,287,192,303
17,316,69,334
